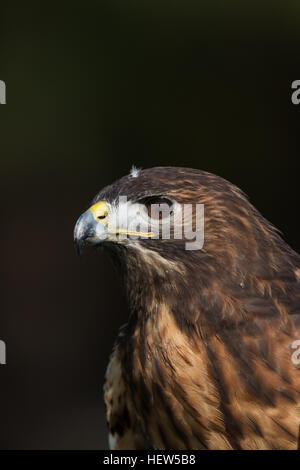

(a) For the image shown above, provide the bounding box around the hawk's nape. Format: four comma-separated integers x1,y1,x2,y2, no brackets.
74,167,300,450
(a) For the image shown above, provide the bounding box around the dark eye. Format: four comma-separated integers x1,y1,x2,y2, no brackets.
139,196,174,219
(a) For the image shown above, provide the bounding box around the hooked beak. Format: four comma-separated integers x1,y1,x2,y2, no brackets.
74,199,154,255
74,201,109,255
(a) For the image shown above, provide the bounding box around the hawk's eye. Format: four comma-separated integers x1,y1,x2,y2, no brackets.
139,196,174,219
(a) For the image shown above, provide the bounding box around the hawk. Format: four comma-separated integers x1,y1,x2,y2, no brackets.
74,166,300,450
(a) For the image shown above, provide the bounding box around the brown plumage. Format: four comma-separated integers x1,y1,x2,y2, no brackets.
74,167,300,450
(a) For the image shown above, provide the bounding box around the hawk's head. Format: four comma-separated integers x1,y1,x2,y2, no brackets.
74,166,213,256
74,166,300,330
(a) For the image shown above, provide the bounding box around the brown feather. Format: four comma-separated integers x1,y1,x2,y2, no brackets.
97,167,300,449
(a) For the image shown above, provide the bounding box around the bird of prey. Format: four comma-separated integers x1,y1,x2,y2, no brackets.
74,166,300,450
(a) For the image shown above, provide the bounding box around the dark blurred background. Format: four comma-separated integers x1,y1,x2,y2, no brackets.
0,0,300,449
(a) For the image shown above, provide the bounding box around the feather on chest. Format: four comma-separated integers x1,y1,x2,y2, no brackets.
105,303,300,450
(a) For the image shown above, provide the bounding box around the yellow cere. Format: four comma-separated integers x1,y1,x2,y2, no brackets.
89,201,109,222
